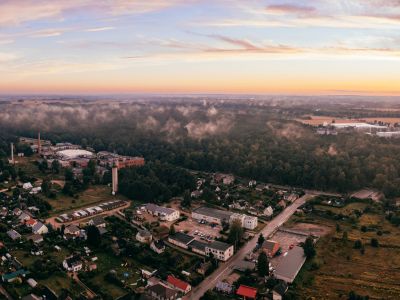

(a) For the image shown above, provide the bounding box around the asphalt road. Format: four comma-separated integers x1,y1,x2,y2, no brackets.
189,194,314,300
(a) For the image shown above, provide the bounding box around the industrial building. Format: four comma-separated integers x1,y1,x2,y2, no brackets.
205,241,234,261
144,203,180,222
192,207,258,230
274,246,306,283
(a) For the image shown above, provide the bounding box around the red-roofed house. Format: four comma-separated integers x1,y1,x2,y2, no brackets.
236,285,257,299
167,275,191,294
25,219,38,227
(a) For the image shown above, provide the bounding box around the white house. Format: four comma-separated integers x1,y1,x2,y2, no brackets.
205,241,234,261
150,240,165,254
32,222,48,235
63,255,83,272
22,182,33,190
136,230,153,244
145,203,180,222
244,215,258,230
263,206,274,217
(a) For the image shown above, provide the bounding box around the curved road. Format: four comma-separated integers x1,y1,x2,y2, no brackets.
189,194,314,300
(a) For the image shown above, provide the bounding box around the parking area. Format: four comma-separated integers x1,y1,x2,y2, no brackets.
174,218,222,241
269,229,308,267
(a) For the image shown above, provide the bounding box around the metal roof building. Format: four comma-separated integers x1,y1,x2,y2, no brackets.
274,246,306,283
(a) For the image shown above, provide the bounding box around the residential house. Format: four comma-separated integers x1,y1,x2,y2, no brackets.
32,222,48,235
147,283,178,300
261,240,280,258
22,182,33,190
214,173,235,185
150,240,166,254
63,255,83,272
197,261,212,276
166,275,191,294
136,230,153,244
236,285,257,299
64,224,81,239
263,206,274,217
7,229,21,241
27,234,44,244
88,215,106,228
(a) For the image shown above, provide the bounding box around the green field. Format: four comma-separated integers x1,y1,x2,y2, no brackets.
47,185,131,215
290,202,400,299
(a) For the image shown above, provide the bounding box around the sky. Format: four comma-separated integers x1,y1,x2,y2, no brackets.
0,0,400,95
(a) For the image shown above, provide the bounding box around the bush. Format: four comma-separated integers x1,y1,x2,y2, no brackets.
370,238,379,247
354,240,362,249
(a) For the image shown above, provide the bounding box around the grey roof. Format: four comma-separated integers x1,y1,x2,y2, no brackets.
145,203,176,215
138,230,152,237
90,215,106,226
207,240,233,251
262,240,279,251
188,240,207,252
32,221,46,233
169,232,194,245
193,206,233,221
148,284,178,298
274,246,306,283
7,229,21,240
28,234,43,243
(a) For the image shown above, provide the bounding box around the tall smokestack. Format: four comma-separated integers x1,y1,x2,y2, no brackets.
112,161,118,195
38,132,41,155
10,143,14,164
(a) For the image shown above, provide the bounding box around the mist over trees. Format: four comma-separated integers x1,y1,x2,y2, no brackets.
1,98,400,197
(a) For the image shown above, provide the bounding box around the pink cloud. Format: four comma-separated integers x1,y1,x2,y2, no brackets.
267,4,316,15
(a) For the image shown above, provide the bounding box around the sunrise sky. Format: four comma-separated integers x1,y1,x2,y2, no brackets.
1,0,400,95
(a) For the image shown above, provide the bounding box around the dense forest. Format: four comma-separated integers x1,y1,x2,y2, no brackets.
1,97,400,197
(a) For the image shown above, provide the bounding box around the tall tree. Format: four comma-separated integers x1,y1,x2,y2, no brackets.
228,220,243,249
257,234,265,246
87,225,101,247
303,236,316,259
257,252,269,277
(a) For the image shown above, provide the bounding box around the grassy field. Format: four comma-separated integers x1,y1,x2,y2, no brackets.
47,185,131,215
314,202,368,216
291,201,400,299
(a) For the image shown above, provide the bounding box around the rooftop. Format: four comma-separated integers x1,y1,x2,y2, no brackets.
169,232,194,245
193,206,233,221
145,203,176,215
167,275,190,291
236,285,257,299
148,284,178,299
274,246,306,283
207,240,232,251
188,240,207,252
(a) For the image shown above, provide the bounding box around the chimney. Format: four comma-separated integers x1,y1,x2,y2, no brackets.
112,161,118,195
10,143,14,164
38,132,41,155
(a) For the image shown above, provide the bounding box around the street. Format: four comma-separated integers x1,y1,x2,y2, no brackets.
189,193,314,300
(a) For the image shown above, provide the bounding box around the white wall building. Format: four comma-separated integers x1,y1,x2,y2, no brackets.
205,241,234,261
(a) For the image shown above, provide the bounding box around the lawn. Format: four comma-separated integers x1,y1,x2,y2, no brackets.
291,208,400,299
314,202,368,216
296,236,400,299
46,185,131,215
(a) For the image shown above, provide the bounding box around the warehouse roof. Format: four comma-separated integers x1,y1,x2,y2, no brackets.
193,206,232,220
274,246,306,283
